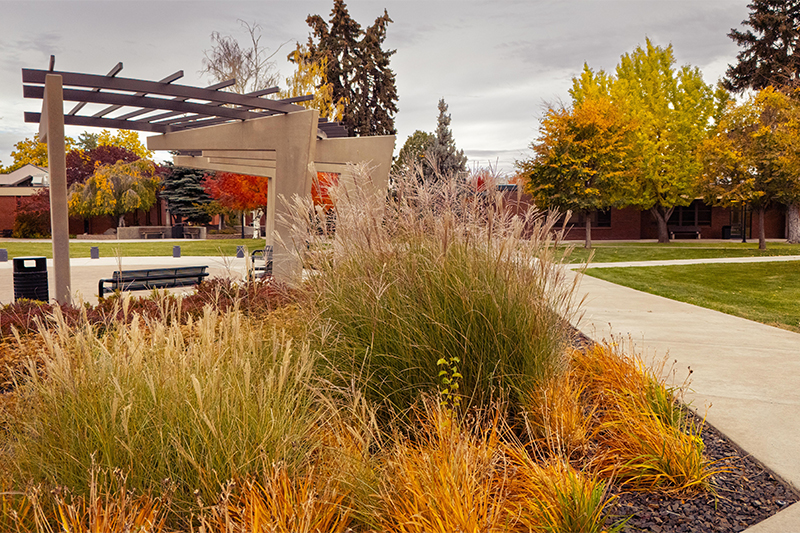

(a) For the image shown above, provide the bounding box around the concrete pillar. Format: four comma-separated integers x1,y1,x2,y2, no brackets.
40,74,71,305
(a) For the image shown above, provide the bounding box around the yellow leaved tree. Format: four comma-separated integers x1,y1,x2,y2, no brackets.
68,159,161,228
281,44,344,121
2,135,77,172
96,130,153,159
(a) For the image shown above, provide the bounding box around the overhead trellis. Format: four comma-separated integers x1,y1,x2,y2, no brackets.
22,63,348,138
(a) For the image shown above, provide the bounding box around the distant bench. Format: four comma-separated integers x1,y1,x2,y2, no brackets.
668,226,701,239
98,266,209,297
250,248,273,279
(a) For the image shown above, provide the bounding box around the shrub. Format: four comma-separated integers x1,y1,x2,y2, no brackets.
13,189,51,238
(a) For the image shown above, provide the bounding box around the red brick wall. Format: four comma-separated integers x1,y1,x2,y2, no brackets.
752,206,785,239
0,197,17,233
563,207,642,241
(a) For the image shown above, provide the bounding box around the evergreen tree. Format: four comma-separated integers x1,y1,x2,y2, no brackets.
428,98,467,180
160,165,214,224
306,0,398,136
724,0,800,93
392,130,434,175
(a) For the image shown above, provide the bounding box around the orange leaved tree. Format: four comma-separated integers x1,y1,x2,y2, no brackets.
203,171,270,241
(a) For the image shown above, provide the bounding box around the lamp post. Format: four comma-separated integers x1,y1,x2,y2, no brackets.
741,204,747,243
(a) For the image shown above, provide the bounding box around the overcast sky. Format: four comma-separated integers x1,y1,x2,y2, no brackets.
0,0,751,175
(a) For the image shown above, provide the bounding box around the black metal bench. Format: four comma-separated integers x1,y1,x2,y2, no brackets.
98,265,209,297
668,226,701,239
250,248,273,279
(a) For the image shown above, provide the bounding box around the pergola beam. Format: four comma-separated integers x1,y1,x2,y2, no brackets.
24,112,170,133
23,85,257,121
92,70,184,118
67,61,123,116
22,68,302,114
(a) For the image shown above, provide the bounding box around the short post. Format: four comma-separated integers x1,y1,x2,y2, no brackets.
0,249,7,262
90,246,99,259
173,245,181,258
236,245,245,258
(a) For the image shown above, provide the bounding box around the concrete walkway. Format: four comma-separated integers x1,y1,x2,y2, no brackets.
581,254,800,269
0,255,252,305
571,261,800,532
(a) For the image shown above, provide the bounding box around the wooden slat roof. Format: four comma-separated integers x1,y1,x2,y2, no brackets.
22,63,349,138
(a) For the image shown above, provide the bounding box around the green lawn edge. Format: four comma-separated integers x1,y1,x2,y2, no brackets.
584,261,800,332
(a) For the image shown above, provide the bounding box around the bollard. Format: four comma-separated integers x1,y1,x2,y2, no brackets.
90,246,99,259
0,249,7,262
236,245,245,258
173,245,181,258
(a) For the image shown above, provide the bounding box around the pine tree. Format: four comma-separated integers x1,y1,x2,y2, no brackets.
724,0,800,92
428,98,467,180
306,0,398,136
160,165,214,224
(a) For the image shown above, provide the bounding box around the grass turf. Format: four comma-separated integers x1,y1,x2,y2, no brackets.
568,241,800,264
0,239,261,258
584,261,800,332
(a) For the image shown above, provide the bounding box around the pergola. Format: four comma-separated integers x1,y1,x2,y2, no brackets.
23,59,395,303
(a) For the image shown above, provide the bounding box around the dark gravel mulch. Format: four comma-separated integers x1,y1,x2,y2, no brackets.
612,417,798,532
570,328,799,532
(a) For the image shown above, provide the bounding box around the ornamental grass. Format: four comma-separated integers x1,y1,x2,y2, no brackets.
2,298,323,522
0,165,723,530
287,163,580,419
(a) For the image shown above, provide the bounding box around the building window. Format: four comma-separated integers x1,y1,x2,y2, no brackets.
668,200,712,227
556,210,611,228
596,209,612,228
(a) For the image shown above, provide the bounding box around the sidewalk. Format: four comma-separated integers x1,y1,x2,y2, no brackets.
0,255,250,305
578,254,800,269
571,270,800,532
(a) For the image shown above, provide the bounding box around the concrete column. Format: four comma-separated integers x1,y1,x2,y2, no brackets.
40,74,71,305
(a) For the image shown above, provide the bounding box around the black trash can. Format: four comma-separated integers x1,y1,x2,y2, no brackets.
171,224,184,239
13,256,48,302
721,225,731,240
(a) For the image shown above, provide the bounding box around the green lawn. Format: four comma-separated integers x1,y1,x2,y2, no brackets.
568,241,800,264
0,239,262,259
585,261,800,332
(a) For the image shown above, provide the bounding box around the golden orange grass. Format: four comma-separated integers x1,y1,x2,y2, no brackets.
504,446,621,533
523,370,594,461
572,344,720,495
23,474,166,533
375,404,515,533
202,464,351,533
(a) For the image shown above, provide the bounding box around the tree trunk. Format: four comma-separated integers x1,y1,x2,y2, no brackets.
584,212,592,249
649,206,673,243
218,214,224,231
240,212,245,239
758,207,767,251
787,203,800,244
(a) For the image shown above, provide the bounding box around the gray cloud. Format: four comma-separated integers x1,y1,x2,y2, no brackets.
0,0,755,173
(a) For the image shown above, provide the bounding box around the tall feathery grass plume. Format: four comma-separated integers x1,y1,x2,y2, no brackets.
282,161,581,419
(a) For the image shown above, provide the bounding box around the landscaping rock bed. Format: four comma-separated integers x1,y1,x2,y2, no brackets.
571,328,799,532
613,416,798,532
